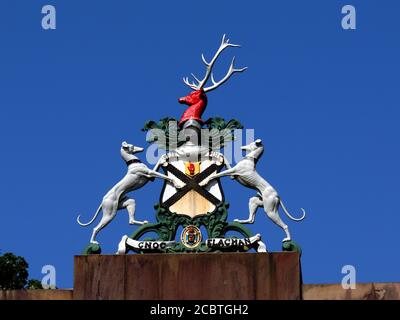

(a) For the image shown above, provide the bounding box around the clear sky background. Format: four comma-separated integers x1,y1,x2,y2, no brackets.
0,0,399,288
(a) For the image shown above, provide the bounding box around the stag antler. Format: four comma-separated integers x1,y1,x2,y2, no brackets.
183,34,247,93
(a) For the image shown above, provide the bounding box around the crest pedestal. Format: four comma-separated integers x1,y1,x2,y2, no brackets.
73,252,301,300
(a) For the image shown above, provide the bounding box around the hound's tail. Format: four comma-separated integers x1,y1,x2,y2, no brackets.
280,200,306,221
76,204,102,226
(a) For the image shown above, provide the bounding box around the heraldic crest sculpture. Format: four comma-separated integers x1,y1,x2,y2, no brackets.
77,35,306,255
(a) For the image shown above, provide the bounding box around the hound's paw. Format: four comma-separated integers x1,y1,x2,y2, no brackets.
282,237,291,242
90,240,100,245
129,219,148,225
159,154,169,166
199,179,209,187
234,219,253,224
173,181,185,189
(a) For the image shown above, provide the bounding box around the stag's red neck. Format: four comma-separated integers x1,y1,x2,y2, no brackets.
178,89,208,126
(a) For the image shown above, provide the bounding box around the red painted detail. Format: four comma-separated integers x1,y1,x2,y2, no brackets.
188,163,195,176
178,89,207,126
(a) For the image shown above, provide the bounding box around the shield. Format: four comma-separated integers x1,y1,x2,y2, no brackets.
160,153,224,218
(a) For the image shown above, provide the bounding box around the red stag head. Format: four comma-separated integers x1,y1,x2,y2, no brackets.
178,34,247,126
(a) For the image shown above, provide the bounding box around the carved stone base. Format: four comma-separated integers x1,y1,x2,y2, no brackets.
73,252,301,300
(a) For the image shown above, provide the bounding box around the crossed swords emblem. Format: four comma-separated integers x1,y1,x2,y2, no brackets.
162,162,223,208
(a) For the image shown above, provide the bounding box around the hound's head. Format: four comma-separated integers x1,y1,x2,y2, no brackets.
121,141,144,154
240,139,263,151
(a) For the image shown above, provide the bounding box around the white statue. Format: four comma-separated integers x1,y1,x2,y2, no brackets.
200,139,306,242
77,141,182,244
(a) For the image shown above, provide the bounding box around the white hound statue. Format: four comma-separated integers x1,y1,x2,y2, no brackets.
77,141,181,244
200,139,306,242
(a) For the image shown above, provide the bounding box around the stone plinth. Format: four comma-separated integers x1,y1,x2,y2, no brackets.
74,252,301,300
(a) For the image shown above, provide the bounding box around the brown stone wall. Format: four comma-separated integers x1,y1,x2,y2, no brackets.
0,289,73,300
3,254,398,300
1,283,399,300
74,252,301,300
303,283,400,300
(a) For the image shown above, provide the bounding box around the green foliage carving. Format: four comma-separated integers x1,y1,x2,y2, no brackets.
282,240,302,256
82,243,101,255
204,117,243,131
128,202,257,253
141,117,243,150
142,118,182,150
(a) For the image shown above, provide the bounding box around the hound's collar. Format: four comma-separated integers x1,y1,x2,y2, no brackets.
126,159,141,166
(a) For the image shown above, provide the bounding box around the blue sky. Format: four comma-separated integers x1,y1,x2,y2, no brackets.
0,0,399,288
